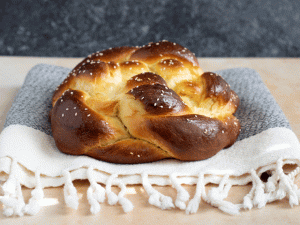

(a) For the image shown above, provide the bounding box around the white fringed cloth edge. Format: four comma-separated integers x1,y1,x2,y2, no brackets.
1,125,300,216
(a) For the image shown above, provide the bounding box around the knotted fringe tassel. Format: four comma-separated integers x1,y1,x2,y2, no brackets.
265,171,277,193
243,167,278,210
203,174,241,215
242,180,256,210
186,173,204,214
105,174,134,213
62,170,79,210
117,182,134,213
289,166,300,201
141,172,174,210
275,158,299,207
251,169,269,208
169,173,190,210
0,159,25,217
106,174,119,205
23,170,44,215
86,167,106,214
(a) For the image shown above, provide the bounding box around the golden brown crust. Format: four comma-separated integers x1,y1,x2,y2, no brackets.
50,41,240,164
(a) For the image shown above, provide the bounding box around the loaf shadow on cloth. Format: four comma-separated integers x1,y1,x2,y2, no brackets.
0,64,300,216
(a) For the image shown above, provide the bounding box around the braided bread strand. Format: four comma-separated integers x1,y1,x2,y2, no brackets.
50,41,240,164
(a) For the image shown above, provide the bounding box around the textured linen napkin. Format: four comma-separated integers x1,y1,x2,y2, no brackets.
0,64,300,217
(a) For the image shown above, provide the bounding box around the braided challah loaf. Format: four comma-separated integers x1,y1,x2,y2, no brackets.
50,41,240,164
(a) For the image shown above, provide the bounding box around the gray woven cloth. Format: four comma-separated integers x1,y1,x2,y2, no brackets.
4,64,291,141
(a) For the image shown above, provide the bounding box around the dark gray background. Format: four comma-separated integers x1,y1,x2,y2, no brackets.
1,0,299,57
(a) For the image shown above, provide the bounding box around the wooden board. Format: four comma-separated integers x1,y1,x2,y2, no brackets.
0,57,299,224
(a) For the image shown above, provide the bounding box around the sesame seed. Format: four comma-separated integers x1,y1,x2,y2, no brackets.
85,108,88,110
168,105,172,108
173,43,176,45
159,105,163,108
90,73,93,75
62,114,64,117
99,53,103,56
137,155,140,157
157,98,159,101
130,152,133,155
109,47,112,50
75,113,77,116
61,99,63,102
87,114,91,117
66,108,69,110
182,49,186,52
71,92,73,95
156,43,159,45
126,62,129,64
74,107,76,109
141,97,144,100
154,103,157,106
204,129,208,134
222,130,225,133
129,68,132,70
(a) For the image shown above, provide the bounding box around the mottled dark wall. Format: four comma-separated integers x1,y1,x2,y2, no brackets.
1,0,299,57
